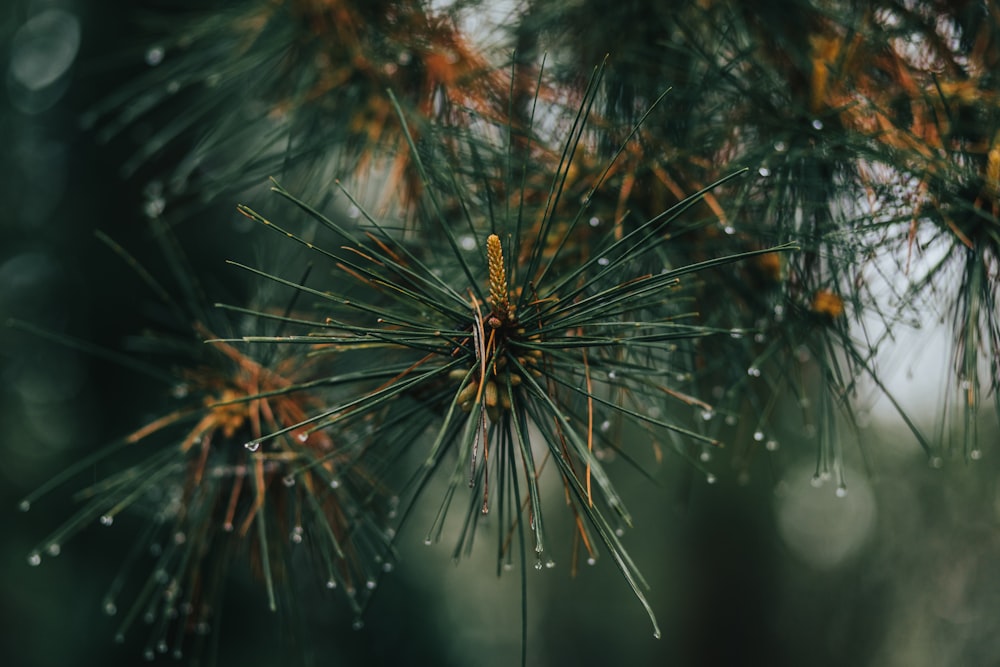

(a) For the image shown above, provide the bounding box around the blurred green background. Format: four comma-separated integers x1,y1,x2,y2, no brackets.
3,1,1000,666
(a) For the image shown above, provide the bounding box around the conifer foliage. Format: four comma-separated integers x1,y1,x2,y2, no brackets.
10,0,1000,664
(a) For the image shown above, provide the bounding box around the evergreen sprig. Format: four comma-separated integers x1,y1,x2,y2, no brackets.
220,69,798,639
15,223,395,660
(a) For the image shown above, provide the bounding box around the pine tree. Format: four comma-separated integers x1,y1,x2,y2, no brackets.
6,1,999,665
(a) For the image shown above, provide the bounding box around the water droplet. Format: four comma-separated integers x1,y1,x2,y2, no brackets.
929,456,944,469
46,543,60,556
810,475,823,488
157,640,168,654
534,559,543,570
753,431,765,442
114,633,125,644
18,500,31,512
654,630,662,639
143,649,155,661
423,537,432,546
244,440,261,452
699,450,711,462
173,650,183,660
142,188,166,218
458,234,476,251
296,432,309,443
730,329,744,339
960,379,972,390
282,474,296,487
27,552,41,566
747,367,761,377
758,167,771,177
99,514,114,526
545,559,556,569
811,119,824,130
145,45,164,66
223,522,234,532
725,415,738,426
706,473,717,484
382,562,394,573
326,579,337,589
773,140,788,152
597,257,610,266
765,440,779,451
365,578,377,590
329,479,340,489
589,216,601,227
352,618,365,631
614,527,625,537
173,532,186,544
586,557,597,566
347,205,361,219
503,562,513,571
607,370,617,380
291,527,304,544
195,622,210,636
724,225,735,235
700,409,714,421
835,485,848,498
970,449,982,461
600,420,611,433
104,600,117,615
754,332,766,343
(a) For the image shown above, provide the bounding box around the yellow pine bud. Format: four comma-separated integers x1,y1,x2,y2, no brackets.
487,234,509,322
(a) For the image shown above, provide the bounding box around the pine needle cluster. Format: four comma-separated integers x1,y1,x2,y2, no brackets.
15,0,1000,663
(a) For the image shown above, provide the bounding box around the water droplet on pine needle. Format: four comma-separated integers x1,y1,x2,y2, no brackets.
145,45,164,66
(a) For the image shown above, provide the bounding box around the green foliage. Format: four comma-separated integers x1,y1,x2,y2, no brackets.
10,0,1000,664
